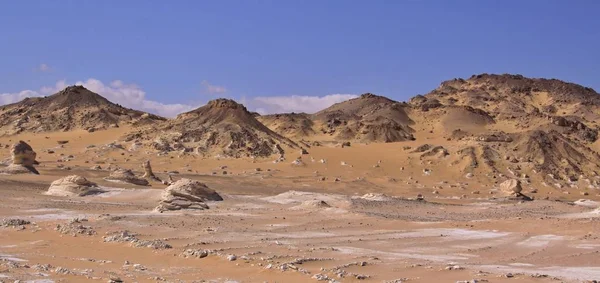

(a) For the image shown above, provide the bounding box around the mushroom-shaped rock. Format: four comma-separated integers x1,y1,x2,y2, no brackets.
155,178,223,212
46,175,103,197
0,141,39,174
105,169,150,186
500,179,523,195
12,140,37,166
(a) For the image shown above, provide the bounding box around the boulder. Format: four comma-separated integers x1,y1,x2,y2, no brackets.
500,179,523,195
0,141,39,174
46,175,103,197
11,141,37,166
105,169,150,186
291,158,306,167
155,178,223,212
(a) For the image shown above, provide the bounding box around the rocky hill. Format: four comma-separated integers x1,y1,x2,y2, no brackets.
130,99,298,158
309,93,416,142
0,85,164,135
406,73,600,187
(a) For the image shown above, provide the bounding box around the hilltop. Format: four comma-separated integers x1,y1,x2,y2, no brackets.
127,98,297,158
0,85,164,135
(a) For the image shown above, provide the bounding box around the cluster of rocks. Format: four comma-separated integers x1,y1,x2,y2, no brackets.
182,249,210,258
55,218,96,236
103,230,172,249
1,218,31,228
155,179,223,212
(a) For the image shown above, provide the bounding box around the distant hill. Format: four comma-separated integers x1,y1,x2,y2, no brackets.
0,85,164,135
132,98,298,158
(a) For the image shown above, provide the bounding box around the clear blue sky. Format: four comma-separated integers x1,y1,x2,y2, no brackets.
1,0,599,111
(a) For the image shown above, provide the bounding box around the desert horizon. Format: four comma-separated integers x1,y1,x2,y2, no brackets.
2,1,600,282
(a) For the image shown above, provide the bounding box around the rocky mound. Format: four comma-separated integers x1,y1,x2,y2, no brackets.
401,73,600,187
132,99,297,158
293,200,332,210
312,93,415,142
105,169,150,186
419,73,600,127
0,85,164,135
46,175,103,197
0,141,39,174
155,178,223,212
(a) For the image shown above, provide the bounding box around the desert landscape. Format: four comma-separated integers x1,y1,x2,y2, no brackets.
0,74,599,282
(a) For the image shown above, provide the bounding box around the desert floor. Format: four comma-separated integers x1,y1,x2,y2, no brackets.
1,128,600,283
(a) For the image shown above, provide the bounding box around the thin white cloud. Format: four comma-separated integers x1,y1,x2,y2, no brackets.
1,80,355,117
250,94,358,114
0,90,40,105
0,79,196,117
35,63,51,72
201,80,227,94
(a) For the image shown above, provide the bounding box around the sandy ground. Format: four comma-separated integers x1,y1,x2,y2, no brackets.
1,128,600,282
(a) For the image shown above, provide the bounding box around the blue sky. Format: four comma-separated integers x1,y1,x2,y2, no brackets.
1,0,599,116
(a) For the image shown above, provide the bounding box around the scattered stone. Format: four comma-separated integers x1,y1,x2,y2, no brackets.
291,158,305,166
182,249,209,258
103,230,172,249
1,218,31,227
57,140,69,145
227,254,237,261
55,218,96,236
445,265,464,270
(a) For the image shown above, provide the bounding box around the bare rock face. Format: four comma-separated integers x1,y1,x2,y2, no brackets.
46,175,103,197
500,179,523,195
105,169,150,186
141,160,161,183
0,141,39,174
155,178,223,212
